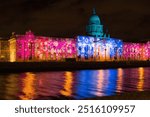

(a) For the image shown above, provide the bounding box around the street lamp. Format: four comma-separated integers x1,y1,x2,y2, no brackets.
105,48,106,61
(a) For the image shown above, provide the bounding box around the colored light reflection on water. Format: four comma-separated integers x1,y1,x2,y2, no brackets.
75,70,98,99
117,68,123,93
19,72,36,100
96,70,105,97
60,71,73,97
137,67,144,91
0,67,150,100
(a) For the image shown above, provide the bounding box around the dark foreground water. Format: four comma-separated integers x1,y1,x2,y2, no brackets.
0,67,150,100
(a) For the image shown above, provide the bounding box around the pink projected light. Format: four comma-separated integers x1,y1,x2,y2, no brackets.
144,41,150,60
123,42,150,61
148,41,150,60
34,37,76,61
14,30,149,62
16,31,76,61
16,31,35,61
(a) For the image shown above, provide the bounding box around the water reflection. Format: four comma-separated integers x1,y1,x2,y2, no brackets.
60,71,73,97
117,68,123,93
5,74,18,99
75,70,98,99
96,70,105,96
35,72,64,98
96,70,117,97
104,69,117,96
75,69,118,99
19,72,36,100
0,67,150,99
137,67,144,91
123,68,139,92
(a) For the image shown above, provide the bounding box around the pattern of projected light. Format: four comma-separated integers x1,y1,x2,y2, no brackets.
34,37,76,61
16,31,76,61
6,31,149,62
16,31,35,61
77,36,95,60
77,36,123,61
123,42,150,61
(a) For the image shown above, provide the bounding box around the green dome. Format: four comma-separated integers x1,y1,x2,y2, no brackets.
89,9,101,25
86,8,104,38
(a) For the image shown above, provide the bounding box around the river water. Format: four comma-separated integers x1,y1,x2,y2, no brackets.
0,67,150,100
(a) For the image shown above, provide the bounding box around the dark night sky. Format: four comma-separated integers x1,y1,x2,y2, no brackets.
0,0,150,42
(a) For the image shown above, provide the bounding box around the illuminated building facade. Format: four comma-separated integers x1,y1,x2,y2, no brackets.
9,33,16,62
0,38,10,61
77,36,123,61
11,31,76,62
123,42,150,61
1,9,150,62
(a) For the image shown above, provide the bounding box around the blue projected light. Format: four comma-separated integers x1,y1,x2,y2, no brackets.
116,39,123,56
107,38,123,58
77,36,123,60
77,36,95,59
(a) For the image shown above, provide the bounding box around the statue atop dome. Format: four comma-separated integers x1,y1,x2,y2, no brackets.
92,8,96,15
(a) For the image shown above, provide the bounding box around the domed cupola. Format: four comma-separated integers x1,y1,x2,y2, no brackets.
86,8,104,38
89,9,101,25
